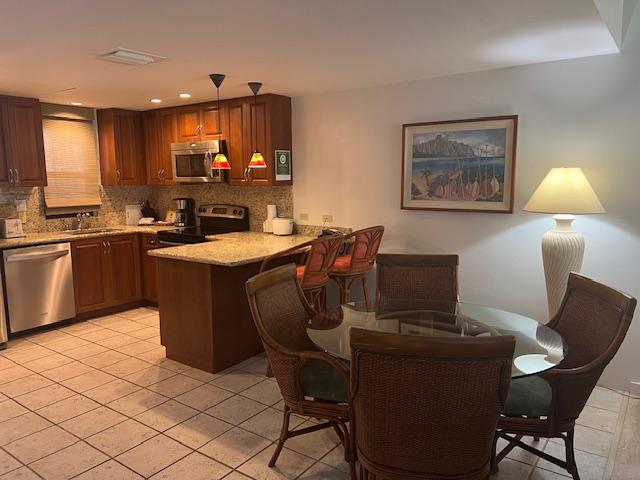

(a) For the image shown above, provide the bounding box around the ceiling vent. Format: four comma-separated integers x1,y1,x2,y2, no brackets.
97,47,165,66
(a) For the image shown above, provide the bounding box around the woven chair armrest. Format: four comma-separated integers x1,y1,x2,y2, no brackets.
259,242,313,273
542,356,608,378
298,350,350,383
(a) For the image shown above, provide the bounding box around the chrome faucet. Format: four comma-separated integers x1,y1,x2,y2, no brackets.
76,212,91,231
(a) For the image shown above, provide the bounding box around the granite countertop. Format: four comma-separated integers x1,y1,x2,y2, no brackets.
0,225,175,249
149,231,316,266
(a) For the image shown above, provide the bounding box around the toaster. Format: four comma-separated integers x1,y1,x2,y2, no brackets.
0,218,25,238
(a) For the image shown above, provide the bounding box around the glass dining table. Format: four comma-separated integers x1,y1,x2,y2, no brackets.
306,300,567,378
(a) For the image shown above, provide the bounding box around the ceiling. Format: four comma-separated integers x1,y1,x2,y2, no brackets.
0,0,619,110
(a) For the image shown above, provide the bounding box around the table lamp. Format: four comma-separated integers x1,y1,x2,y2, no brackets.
524,167,605,317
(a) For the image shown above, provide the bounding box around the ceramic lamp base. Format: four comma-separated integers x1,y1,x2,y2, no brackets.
541,214,585,317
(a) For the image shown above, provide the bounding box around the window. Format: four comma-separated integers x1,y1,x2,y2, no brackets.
41,103,101,214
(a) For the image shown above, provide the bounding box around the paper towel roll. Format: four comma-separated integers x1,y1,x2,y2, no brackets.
266,205,277,218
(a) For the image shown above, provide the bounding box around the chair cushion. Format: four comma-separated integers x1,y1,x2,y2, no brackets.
504,375,552,417
296,265,305,280
331,255,352,273
300,358,348,403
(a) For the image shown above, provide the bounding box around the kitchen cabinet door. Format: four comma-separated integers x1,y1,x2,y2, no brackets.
141,234,160,303
0,99,12,187
158,109,177,182
225,98,249,185
246,97,269,184
144,110,177,184
97,109,146,185
144,110,162,184
6,97,47,187
106,235,142,306
72,238,109,314
176,105,201,142
114,111,146,184
200,103,222,140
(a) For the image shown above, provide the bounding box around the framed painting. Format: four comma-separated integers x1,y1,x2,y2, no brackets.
401,115,518,213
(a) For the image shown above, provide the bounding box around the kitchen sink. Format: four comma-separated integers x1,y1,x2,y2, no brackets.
61,227,124,235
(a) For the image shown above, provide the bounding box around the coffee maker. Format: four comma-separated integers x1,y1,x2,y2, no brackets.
174,198,196,227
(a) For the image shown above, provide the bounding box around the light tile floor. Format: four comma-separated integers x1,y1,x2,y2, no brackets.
0,308,635,479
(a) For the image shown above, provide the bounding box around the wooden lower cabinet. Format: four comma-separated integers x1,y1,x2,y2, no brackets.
71,238,109,313
141,234,160,303
71,234,142,314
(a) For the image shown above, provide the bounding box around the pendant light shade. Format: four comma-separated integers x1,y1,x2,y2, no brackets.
212,139,230,170
247,82,264,170
248,151,267,168
208,73,230,170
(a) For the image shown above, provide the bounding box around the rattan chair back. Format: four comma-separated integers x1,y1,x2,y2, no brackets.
544,272,636,429
376,254,459,311
350,328,515,480
343,225,385,274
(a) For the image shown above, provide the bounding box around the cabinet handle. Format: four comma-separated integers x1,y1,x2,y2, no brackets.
116,169,121,180
244,166,253,182
14,169,18,183
102,241,107,254
8,169,13,184
160,168,165,178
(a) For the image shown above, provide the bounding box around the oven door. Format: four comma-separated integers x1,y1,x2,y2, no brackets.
171,141,222,183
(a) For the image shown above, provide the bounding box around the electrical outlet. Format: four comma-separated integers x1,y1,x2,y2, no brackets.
322,214,333,223
299,212,309,221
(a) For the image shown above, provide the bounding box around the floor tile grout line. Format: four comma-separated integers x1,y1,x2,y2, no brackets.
603,392,629,480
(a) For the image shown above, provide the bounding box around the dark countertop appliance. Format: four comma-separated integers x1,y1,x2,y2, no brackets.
158,204,249,246
174,197,196,227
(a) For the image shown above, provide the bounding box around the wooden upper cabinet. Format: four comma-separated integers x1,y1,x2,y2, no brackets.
97,108,146,185
176,103,221,141
0,95,47,187
0,99,11,187
200,103,222,139
226,94,292,187
224,98,248,184
144,109,176,184
176,105,201,142
142,94,291,187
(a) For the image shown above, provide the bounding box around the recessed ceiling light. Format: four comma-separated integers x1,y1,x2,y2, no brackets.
178,93,191,99
150,98,162,103
71,102,83,106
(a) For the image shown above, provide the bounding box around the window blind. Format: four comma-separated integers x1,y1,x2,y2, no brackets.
41,104,102,211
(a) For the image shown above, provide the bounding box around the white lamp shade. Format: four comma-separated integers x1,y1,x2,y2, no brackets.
523,167,605,214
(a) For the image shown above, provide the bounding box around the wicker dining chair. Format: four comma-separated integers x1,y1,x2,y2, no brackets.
376,254,459,311
260,235,344,311
330,225,384,306
350,328,515,480
493,273,637,480
245,264,352,468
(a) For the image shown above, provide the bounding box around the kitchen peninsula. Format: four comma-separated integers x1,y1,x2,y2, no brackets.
149,231,314,372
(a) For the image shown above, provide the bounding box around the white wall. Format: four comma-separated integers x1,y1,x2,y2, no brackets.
292,10,640,391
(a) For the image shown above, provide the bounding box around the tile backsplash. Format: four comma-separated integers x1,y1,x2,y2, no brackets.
0,184,293,233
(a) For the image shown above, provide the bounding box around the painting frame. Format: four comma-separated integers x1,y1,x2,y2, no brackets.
401,115,518,213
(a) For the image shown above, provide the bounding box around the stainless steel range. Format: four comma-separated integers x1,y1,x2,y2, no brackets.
158,204,249,246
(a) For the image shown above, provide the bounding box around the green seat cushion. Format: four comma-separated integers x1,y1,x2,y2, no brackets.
504,375,552,417
300,359,348,403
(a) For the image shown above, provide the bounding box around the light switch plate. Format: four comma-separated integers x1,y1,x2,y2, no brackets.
322,214,333,223
299,212,309,221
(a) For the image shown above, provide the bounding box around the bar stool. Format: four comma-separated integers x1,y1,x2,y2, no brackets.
329,226,384,305
260,234,344,311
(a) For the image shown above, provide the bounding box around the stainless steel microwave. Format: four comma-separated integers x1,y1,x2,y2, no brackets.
171,140,223,183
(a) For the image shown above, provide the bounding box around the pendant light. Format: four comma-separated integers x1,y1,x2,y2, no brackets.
247,82,267,169
209,73,231,170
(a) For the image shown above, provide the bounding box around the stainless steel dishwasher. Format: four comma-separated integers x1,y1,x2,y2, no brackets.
3,242,76,333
